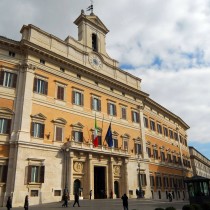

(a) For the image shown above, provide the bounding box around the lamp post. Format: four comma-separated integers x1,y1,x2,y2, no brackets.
138,154,142,198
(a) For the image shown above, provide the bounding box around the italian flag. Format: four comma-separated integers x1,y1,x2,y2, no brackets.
93,114,98,147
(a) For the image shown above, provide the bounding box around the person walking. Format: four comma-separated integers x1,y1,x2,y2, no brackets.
6,196,12,210
110,189,113,199
168,192,172,202
62,193,68,207
89,190,92,200
24,195,29,210
121,193,128,210
73,192,80,207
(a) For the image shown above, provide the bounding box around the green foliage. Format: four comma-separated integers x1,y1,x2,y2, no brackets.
165,207,176,210
154,208,165,210
182,205,195,210
191,204,202,210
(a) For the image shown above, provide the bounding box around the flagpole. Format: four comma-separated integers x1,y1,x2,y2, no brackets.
101,114,104,145
103,116,113,146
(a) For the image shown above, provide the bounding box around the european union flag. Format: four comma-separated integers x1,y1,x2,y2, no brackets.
105,123,113,147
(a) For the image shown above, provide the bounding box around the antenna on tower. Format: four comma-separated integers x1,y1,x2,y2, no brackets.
87,0,94,14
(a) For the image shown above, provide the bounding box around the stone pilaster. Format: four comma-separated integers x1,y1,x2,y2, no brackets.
124,158,129,196
88,154,93,197
109,157,114,198
69,151,74,198
11,63,36,142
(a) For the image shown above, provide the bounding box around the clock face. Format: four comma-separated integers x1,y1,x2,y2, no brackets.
89,54,102,69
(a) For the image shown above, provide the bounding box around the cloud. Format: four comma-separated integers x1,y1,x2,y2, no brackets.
0,0,210,158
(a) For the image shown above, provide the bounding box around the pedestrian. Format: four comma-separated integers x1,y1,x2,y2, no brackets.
168,192,172,202
6,196,12,210
24,195,29,210
62,193,68,207
73,192,80,207
89,190,92,200
121,193,128,210
136,189,139,198
110,189,113,199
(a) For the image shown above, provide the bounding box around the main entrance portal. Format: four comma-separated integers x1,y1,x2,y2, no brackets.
94,166,106,199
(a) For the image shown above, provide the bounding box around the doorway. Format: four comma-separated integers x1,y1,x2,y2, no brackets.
94,166,106,199
73,179,81,195
114,181,120,198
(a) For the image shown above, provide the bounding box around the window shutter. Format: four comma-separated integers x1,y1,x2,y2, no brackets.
98,99,101,111
44,81,48,95
144,174,147,186
6,119,11,134
113,104,117,116
56,127,62,141
57,86,61,99
72,91,75,104
12,74,17,88
28,165,32,183
80,132,83,142
81,93,84,106
2,165,8,183
72,131,75,141
131,111,134,122
107,103,110,115
41,124,45,138
40,166,45,183
0,71,4,85
91,97,94,110
137,113,140,123
33,78,37,92
31,122,35,137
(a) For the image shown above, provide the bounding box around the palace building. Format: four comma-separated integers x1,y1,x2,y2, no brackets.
0,9,192,206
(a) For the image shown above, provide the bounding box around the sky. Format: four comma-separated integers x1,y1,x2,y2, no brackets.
0,0,210,159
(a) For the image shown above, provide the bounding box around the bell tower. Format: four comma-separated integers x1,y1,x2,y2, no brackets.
74,9,109,55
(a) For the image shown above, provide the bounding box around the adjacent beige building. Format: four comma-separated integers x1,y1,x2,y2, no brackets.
189,146,210,178
0,10,192,207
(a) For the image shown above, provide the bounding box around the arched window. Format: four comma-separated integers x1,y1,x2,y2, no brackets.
92,34,98,52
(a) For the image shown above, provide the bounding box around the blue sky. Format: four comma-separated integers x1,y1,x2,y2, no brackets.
0,0,209,159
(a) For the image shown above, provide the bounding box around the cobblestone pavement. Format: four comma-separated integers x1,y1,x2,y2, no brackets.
6,199,188,210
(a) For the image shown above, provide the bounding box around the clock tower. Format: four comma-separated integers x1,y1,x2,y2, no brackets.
74,10,109,56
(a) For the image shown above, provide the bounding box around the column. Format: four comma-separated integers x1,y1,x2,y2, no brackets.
88,154,93,198
68,151,74,199
138,105,148,159
109,157,114,198
124,158,129,195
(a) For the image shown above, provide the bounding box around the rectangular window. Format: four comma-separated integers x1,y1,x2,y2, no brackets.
174,132,178,141
121,107,127,120
150,120,156,131
9,51,15,57
92,97,101,111
153,149,158,159
143,117,148,128
163,127,168,137
33,78,48,95
0,71,17,88
0,165,8,183
169,130,173,139
0,118,11,134
146,147,151,158
173,155,177,163
40,59,45,64
156,176,162,187
167,154,172,163
57,86,64,100
31,122,45,138
113,139,118,148
98,136,102,146
72,91,84,106
124,140,128,150
140,174,147,186
54,190,61,196
55,126,63,142
135,143,142,154
28,165,45,183
157,124,162,134
132,111,139,123
161,151,165,161
108,103,117,116
73,131,83,142
150,175,155,187
163,177,169,188
178,157,181,165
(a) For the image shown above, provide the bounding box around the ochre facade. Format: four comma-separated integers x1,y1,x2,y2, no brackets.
0,10,192,207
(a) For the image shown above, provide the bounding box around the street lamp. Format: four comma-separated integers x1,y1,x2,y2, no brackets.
138,154,142,198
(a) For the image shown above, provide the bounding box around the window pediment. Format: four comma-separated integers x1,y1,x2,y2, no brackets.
112,131,119,136
0,107,14,117
71,122,84,129
121,133,130,139
52,118,67,125
31,113,47,121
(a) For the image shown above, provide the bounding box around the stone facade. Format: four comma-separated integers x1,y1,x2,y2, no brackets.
189,146,210,178
0,10,192,207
